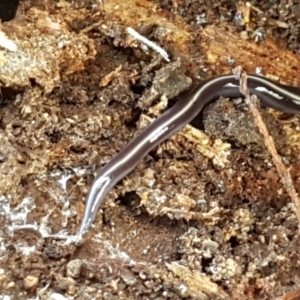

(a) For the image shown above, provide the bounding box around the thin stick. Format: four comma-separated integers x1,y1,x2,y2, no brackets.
233,66,300,224
126,27,170,62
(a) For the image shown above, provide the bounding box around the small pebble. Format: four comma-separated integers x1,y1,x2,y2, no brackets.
24,275,39,291
67,259,82,278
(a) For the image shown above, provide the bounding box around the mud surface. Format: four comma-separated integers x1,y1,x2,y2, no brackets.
0,0,300,299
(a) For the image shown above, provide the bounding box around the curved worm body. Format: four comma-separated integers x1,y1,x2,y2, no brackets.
77,74,300,239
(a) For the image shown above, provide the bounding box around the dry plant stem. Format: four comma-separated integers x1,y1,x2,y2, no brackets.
237,69,300,225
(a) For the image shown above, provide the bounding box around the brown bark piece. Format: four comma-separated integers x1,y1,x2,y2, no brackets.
103,0,191,55
203,24,300,86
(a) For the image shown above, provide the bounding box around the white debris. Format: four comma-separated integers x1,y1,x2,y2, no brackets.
10,197,36,225
126,27,170,62
57,174,72,192
49,293,70,300
0,31,17,52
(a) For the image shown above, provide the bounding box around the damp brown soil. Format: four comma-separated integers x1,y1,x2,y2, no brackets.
0,0,300,299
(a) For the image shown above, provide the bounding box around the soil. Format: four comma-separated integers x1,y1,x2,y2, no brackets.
0,0,300,299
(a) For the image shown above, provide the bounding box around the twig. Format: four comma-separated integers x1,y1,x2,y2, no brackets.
233,66,300,224
126,27,170,62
